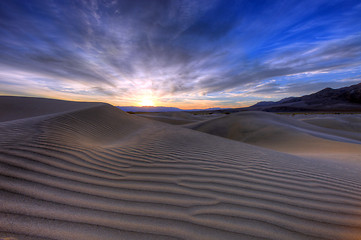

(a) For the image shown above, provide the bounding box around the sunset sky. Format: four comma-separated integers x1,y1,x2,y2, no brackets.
0,0,361,109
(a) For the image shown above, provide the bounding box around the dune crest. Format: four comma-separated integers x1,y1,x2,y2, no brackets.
1,98,361,239
186,111,361,161
0,96,102,122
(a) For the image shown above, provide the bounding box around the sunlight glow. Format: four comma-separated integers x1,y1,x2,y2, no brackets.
139,97,155,106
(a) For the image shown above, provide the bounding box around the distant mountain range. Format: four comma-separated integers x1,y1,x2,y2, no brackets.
118,106,182,112
117,106,224,112
119,83,361,113
248,82,361,112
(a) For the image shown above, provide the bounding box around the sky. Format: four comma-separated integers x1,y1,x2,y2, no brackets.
0,0,361,109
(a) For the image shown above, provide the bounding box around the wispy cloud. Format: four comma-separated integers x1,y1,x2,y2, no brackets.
0,0,360,107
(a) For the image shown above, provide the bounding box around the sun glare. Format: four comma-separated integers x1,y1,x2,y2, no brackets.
139,97,155,106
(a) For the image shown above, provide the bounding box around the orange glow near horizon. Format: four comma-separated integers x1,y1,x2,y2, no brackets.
138,96,155,107
0,89,257,110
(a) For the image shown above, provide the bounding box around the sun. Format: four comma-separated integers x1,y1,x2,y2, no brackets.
139,97,155,106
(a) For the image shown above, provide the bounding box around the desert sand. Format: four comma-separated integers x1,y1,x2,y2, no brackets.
137,112,222,125
295,113,361,133
1,97,361,240
185,111,361,162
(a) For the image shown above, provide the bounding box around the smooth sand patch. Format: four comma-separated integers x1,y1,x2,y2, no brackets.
186,111,361,162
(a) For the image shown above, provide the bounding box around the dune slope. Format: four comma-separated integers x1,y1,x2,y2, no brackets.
295,114,361,133
1,101,361,239
137,112,222,125
186,111,361,159
0,96,102,122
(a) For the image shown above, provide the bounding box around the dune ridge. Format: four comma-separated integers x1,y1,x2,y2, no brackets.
1,99,361,239
186,111,361,161
0,96,102,123
137,112,221,125
296,114,361,133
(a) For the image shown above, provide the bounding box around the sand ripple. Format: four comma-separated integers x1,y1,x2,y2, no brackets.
1,103,361,239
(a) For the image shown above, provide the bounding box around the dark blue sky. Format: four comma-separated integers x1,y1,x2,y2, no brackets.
0,0,360,108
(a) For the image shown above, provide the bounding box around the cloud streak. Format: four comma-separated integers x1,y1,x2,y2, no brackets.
0,0,360,107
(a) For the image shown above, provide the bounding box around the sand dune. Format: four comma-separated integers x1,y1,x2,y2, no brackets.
295,114,361,133
136,112,197,125
1,98,361,239
0,96,102,122
186,111,361,161
137,112,222,125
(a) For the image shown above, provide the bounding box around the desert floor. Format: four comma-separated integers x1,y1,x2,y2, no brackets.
1,97,361,240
